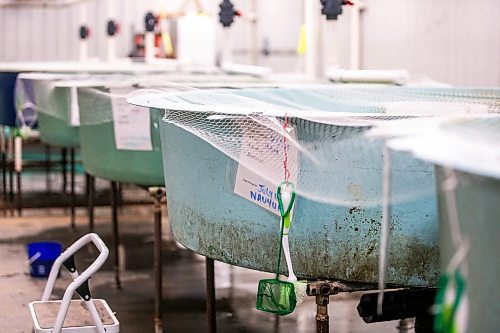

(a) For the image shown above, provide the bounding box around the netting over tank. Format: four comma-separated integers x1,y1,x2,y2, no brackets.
14,72,270,127
128,85,500,207
374,115,500,180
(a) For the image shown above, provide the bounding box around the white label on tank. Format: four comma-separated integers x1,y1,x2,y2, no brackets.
233,124,298,216
111,87,153,151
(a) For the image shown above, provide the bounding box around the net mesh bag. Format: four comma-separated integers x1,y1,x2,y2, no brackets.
256,279,296,315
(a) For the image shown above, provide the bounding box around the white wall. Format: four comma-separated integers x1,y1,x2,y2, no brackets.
360,0,500,87
0,0,498,86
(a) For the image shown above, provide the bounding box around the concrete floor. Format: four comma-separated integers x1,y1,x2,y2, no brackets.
0,175,413,333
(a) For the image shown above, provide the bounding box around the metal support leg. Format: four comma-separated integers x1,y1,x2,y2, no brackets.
8,160,13,216
111,181,122,289
117,183,123,208
206,257,217,333
273,314,280,333
61,147,67,194
398,318,415,332
1,126,6,215
1,150,5,216
70,148,76,230
8,131,14,216
45,145,51,193
149,187,166,333
86,173,95,233
16,171,21,216
315,294,329,333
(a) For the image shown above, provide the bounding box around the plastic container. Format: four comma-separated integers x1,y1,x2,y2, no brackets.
27,241,62,278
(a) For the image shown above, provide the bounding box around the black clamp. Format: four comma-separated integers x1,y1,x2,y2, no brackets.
63,255,77,274
320,0,349,20
219,0,237,27
79,25,90,40
145,12,156,32
76,279,92,301
107,20,119,37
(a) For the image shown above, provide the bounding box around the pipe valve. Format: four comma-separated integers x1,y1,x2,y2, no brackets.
320,0,353,20
107,20,120,37
79,25,90,40
219,0,240,27
145,12,157,32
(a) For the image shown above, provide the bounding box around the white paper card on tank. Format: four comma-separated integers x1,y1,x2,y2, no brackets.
233,125,298,216
111,87,153,151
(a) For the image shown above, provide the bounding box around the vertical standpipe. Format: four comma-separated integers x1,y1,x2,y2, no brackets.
144,12,157,63
79,2,89,61
106,0,117,62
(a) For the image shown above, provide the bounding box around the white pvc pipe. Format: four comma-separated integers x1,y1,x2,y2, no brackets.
221,28,234,65
107,0,116,62
0,0,86,7
14,136,22,173
377,144,392,315
79,2,88,61
250,0,258,65
304,0,321,79
326,68,410,85
145,32,156,64
220,62,272,77
322,19,339,71
349,2,363,70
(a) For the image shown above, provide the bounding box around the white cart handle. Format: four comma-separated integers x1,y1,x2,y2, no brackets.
42,233,109,333
42,233,109,301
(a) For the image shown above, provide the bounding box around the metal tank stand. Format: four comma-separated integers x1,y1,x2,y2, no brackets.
307,281,371,333
149,187,166,333
16,167,21,216
398,318,415,331
70,148,76,230
110,181,122,290
86,173,95,233
1,125,6,216
8,131,14,216
45,145,52,193
61,147,67,194
307,281,345,333
205,257,217,333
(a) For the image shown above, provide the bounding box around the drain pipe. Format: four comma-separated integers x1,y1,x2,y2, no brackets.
304,0,321,79
144,12,157,64
78,2,90,62
249,0,258,65
349,1,364,70
106,0,119,62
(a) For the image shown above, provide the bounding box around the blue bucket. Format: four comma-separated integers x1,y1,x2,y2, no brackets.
27,241,62,278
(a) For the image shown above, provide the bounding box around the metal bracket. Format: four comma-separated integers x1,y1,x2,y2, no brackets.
76,279,92,301
62,255,77,274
